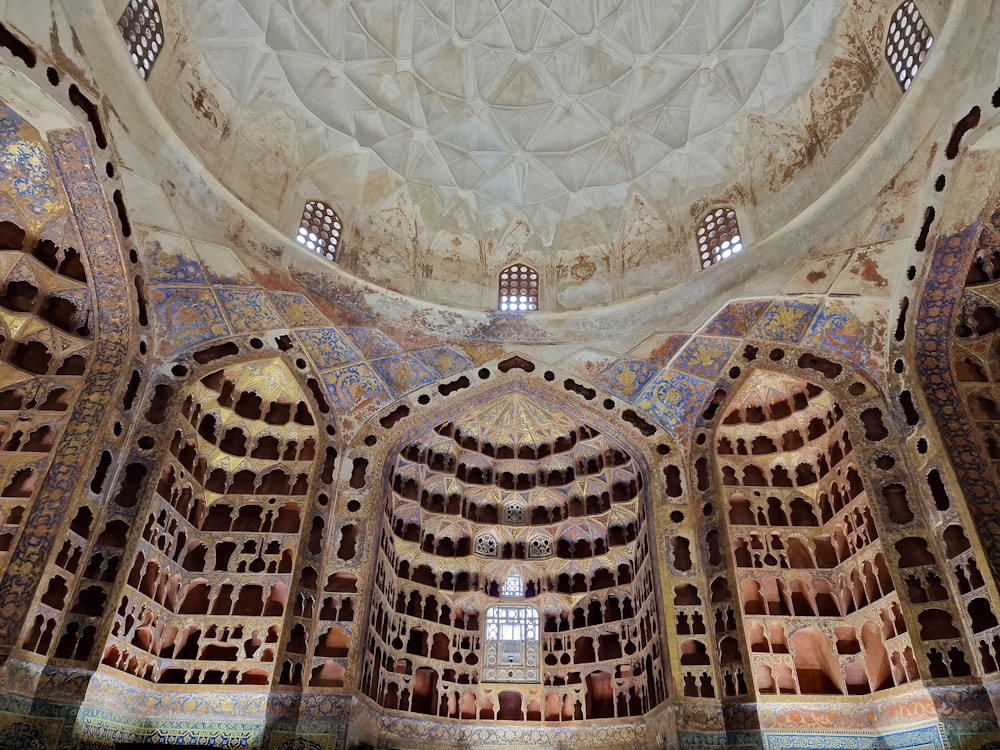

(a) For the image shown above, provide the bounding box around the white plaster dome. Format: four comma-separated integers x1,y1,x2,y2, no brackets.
159,0,898,309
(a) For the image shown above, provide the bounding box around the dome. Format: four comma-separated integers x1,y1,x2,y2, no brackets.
151,0,899,309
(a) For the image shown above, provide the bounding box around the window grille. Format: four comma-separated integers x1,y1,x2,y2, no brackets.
501,572,524,598
483,603,540,682
117,0,164,80
499,264,538,311
475,533,499,557
485,605,538,641
296,201,342,261
528,536,552,559
885,2,932,91
502,501,526,525
697,208,743,268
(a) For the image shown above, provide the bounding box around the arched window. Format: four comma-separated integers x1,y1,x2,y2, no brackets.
697,208,743,268
499,264,538,311
885,2,933,91
117,0,164,80
296,201,342,261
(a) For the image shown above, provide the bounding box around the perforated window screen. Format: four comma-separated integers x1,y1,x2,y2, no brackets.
499,265,538,311
296,201,342,261
885,2,933,91
117,0,164,80
697,208,743,268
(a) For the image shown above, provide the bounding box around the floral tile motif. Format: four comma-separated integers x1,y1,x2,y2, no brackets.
634,369,712,437
217,289,284,333
803,300,881,378
415,346,475,376
294,328,363,371
371,354,438,395
702,300,770,337
143,242,209,284
0,107,61,219
595,358,659,402
342,326,402,358
268,292,330,327
149,287,229,351
322,362,393,425
751,300,820,343
672,336,739,381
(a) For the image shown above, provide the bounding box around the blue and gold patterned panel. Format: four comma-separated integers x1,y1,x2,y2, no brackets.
371,354,438,396
635,369,712,438
149,287,230,351
415,346,475,376
342,326,402,358
702,300,770,337
672,337,739,381
751,300,820,343
217,289,284,333
143,241,209,284
268,292,330,328
0,106,63,223
322,362,393,424
803,300,882,378
294,327,363,370
595,358,659,403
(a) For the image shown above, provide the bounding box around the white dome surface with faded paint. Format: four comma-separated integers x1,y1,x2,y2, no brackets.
187,0,840,233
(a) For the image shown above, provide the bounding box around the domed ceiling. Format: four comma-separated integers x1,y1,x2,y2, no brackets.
162,0,891,308
193,0,838,209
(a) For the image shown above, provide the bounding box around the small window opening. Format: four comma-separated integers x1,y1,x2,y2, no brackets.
296,201,342,261
885,2,932,91
698,208,743,268
501,572,525,598
499,264,538,312
117,0,164,80
475,533,499,558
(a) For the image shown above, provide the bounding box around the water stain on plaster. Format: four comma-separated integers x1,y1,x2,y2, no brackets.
807,270,828,283
853,251,889,287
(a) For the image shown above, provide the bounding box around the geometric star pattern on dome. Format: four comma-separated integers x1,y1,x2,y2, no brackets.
450,392,590,451
733,368,810,410
189,0,845,236
226,357,308,404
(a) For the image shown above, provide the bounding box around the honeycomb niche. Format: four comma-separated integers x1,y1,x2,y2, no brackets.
363,390,666,723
